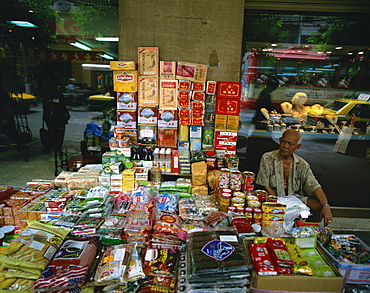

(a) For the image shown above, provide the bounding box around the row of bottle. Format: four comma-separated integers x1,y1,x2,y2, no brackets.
153,148,173,174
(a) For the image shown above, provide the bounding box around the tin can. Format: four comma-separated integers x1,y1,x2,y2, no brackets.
255,189,268,203
242,171,255,191
267,195,278,203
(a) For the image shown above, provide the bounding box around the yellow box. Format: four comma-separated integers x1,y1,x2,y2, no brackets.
138,47,159,76
121,168,135,191
227,115,240,131
138,76,159,106
110,61,136,71
215,114,228,131
113,70,138,92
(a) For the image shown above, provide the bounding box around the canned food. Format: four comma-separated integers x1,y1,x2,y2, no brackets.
267,195,278,203
242,171,255,191
247,200,261,209
255,190,268,203
220,193,232,206
231,196,245,207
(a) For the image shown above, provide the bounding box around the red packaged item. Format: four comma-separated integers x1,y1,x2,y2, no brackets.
206,81,217,95
215,97,240,115
178,80,191,90
191,117,204,126
192,91,206,101
231,217,254,234
179,108,191,118
249,243,277,276
192,109,204,118
266,238,294,267
179,117,191,126
178,98,190,108
191,101,204,111
216,81,242,99
191,82,205,91
275,265,293,275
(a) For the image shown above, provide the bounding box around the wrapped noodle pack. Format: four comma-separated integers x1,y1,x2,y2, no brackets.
0,221,70,278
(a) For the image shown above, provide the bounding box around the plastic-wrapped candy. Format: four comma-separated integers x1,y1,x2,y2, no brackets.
156,193,178,214
142,247,180,278
249,243,277,276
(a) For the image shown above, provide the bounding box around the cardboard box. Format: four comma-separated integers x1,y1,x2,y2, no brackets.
138,106,158,125
138,76,159,106
113,70,138,92
158,109,178,128
157,128,177,148
121,169,135,191
110,61,136,71
116,110,137,129
334,140,348,154
138,47,159,76
137,125,157,145
227,115,240,131
216,97,240,115
243,238,345,292
117,92,137,110
191,82,205,91
319,235,370,284
206,81,217,95
159,80,178,109
160,61,176,80
216,81,242,99
176,61,208,83
215,114,228,131
214,130,238,154
190,125,202,138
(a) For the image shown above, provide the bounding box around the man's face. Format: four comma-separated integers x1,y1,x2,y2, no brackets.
279,131,301,157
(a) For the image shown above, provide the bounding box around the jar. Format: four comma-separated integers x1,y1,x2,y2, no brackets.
220,193,232,206
226,156,239,169
230,171,242,191
245,207,253,223
231,196,245,207
219,168,230,189
228,206,237,213
247,200,261,209
236,206,245,214
253,208,262,224
246,194,259,202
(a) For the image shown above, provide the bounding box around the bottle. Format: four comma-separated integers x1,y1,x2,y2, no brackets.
153,148,160,169
165,148,172,173
159,148,166,172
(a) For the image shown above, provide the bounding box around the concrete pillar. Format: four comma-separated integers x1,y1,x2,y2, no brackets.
118,0,245,82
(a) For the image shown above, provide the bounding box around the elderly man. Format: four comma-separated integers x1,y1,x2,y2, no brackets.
256,129,333,226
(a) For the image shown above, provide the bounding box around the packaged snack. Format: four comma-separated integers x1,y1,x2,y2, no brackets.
142,247,180,278
286,243,313,275
249,243,277,275
94,244,132,284
266,238,294,267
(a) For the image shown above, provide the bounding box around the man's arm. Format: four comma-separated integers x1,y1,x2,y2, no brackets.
313,187,333,227
264,186,276,197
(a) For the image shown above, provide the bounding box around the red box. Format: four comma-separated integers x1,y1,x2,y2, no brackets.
158,109,178,128
191,82,205,91
206,81,217,95
214,130,238,154
215,97,240,115
116,110,137,129
216,81,242,99
180,117,191,125
178,80,191,90
157,128,178,148
192,91,206,101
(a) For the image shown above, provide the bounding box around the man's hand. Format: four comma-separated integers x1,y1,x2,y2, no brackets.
321,205,333,227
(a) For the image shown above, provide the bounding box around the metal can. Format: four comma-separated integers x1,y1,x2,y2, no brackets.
267,195,278,203
242,171,255,191
255,189,268,203
247,200,261,209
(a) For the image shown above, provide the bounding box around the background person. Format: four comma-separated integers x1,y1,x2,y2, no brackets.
255,129,333,226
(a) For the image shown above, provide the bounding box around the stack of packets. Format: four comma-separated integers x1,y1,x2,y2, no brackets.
249,232,336,277
185,229,251,292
